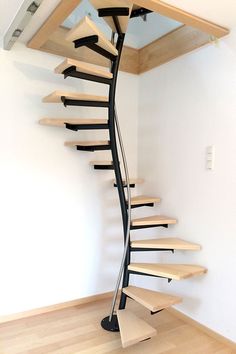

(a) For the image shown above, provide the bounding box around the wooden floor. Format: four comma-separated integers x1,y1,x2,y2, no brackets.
0,298,235,354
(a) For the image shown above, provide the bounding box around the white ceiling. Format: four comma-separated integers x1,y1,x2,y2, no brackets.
0,0,25,37
1,0,236,49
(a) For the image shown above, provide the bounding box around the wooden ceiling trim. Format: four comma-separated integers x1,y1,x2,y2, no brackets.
27,0,230,74
133,0,229,38
139,25,210,74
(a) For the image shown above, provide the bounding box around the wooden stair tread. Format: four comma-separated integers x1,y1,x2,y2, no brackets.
90,0,133,33
66,16,118,56
117,309,157,348
39,118,108,127
65,140,109,147
42,90,108,103
130,195,161,206
123,286,182,312
131,215,177,226
55,58,113,79
128,263,207,280
112,178,144,185
90,160,113,165
131,237,201,250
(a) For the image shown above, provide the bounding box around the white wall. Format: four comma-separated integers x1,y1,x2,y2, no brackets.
138,29,236,341
0,42,139,316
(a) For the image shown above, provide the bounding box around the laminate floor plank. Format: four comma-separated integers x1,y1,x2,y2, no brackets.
0,298,234,354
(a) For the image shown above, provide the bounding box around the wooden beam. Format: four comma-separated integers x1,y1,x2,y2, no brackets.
27,0,82,49
133,0,229,38
40,26,139,75
139,25,210,74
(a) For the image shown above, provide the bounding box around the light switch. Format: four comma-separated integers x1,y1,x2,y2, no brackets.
206,145,215,170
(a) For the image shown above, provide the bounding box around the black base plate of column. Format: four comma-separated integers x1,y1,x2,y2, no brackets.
101,315,120,332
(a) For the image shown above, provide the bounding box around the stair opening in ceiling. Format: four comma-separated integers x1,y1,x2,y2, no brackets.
62,0,182,49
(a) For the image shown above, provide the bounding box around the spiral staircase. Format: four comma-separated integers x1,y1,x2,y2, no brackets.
40,0,207,348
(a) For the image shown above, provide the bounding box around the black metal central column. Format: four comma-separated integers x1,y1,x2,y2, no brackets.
108,34,130,309
101,32,131,332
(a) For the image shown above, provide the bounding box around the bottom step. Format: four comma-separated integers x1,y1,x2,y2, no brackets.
117,309,157,348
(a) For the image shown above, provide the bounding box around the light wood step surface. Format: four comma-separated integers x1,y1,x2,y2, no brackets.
65,140,110,147
90,0,133,33
112,178,144,185
55,58,113,78
42,90,108,103
66,16,118,56
131,215,177,227
90,160,113,166
131,237,201,251
123,286,182,312
128,263,207,280
130,195,161,206
117,309,157,348
39,118,108,127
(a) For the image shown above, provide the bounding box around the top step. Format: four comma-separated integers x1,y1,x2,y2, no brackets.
55,58,113,79
90,0,133,33
66,16,118,57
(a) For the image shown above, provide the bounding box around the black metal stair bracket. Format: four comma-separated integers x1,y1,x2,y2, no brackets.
151,309,164,316
73,35,117,61
65,123,109,131
131,248,174,253
98,7,130,17
63,66,112,85
130,7,153,18
61,96,109,108
129,202,154,209
131,223,169,230
114,183,135,188
94,164,114,170
128,270,172,283
76,144,111,152
98,8,130,35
